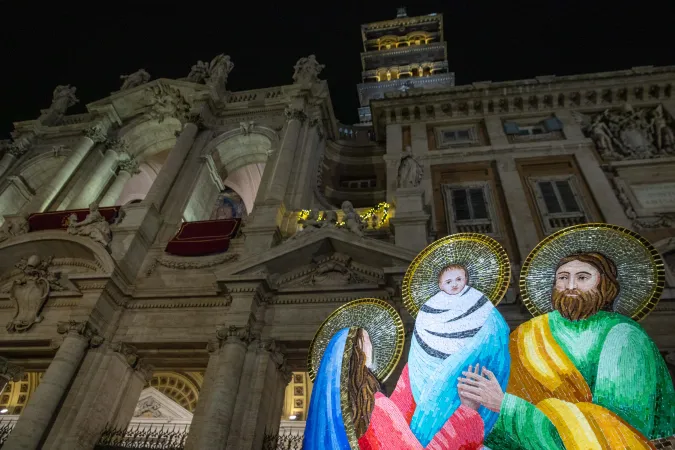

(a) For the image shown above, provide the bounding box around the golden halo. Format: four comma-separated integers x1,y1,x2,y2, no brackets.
402,233,511,318
307,298,405,383
520,223,665,321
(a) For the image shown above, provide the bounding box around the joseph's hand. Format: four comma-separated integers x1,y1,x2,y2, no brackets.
458,365,504,413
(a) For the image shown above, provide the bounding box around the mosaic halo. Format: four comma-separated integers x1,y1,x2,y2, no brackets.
520,223,665,321
307,298,405,383
402,233,511,318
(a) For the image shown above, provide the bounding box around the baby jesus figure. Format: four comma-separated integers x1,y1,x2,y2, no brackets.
405,264,511,446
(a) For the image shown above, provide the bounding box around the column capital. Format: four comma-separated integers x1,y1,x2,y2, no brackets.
0,356,24,382
110,342,140,367
215,324,257,347
103,136,129,153
56,320,104,347
84,119,112,143
117,157,140,174
284,106,307,123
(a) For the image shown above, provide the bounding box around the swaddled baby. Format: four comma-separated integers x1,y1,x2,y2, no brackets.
407,264,510,446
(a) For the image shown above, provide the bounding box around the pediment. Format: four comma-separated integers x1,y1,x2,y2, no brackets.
133,387,193,420
218,228,415,289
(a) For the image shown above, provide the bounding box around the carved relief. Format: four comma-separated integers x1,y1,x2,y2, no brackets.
0,215,29,244
6,255,65,333
144,84,191,123
573,104,675,160
66,202,112,247
279,254,380,288
134,396,163,418
145,253,239,275
284,107,307,123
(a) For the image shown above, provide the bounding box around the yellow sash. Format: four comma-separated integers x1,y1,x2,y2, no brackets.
507,315,655,450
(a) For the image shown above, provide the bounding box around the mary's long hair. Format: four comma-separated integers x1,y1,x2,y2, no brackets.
347,328,382,437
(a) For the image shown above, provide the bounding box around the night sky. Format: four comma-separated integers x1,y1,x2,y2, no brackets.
2,0,674,139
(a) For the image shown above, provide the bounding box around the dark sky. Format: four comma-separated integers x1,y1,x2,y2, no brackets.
2,0,674,139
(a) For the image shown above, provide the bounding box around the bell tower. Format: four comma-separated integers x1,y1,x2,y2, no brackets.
356,7,455,123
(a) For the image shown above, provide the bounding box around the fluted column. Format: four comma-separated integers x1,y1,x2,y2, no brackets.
0,357,24,395
68,138,127,209
23,121,110,213
143,123,198,211
195,325,252,450
98,158,140,207
3,321,102,450
264,107,306,203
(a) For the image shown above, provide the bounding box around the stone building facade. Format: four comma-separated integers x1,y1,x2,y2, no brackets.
0,8,675,450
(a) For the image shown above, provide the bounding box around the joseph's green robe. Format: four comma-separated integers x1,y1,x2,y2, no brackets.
485,311,675,449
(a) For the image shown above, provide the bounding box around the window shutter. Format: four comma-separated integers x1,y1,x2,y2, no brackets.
503,122,520,135
543,117,564,131
469,188,488,219
538,181,562,214
451,189,471,221
555,180,580,212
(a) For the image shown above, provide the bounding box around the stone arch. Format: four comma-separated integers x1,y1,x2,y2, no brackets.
182,126,277,222
148,371,202,413
0,231,116,276
100,117,181,206
0,152,69,221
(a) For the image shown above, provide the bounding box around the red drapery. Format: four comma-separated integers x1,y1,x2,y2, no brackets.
164,218,241,256
27,207,121,232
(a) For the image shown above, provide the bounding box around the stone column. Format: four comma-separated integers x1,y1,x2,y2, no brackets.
68,138,127,209
0,135,34,179
3,321,102,450
194,326,252,450
23,121,110,213
230,341,291,450
99,158,140,207
264,106,306,203
143,123,198,211
0,357,24,395
184,342,220,450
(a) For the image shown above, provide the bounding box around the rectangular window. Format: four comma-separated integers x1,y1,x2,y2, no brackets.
529,175,587,234
441,183,497,236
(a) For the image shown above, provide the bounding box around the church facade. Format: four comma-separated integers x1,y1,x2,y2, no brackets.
0,8,674,450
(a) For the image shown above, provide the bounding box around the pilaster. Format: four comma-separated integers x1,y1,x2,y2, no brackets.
390,187,430,253
0,357,24,395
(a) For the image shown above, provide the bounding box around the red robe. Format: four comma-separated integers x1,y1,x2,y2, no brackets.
358,365,484,450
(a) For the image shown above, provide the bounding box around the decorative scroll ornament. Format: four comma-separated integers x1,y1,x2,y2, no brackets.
402,233,511,318
520,223,665,321
573,104,675,160
215,324,255,346
6,255,66,333
56,320,104,347
308,298,404,382
284,106,307,123
110,342,140,368
145,253,239,275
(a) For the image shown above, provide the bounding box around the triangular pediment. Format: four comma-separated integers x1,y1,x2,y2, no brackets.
218,228,415,289
132,387,193,420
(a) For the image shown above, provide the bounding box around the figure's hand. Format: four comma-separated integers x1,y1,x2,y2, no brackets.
458,365,504,413
457,365,481,411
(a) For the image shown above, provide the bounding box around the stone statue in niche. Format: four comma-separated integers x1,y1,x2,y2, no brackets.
292,55,325,85
340,201,365,237
6,255,65,333
66,202,112,247
573,103,675,160
397,145,423,188
0,216,29,243
120,68,151,90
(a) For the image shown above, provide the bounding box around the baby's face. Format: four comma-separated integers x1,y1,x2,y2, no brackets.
438,268,467,295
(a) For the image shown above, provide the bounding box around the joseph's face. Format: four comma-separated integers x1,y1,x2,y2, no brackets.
555,260,600,293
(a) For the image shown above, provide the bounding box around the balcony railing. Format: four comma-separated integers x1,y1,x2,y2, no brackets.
0,418,18,448
94,424,189,450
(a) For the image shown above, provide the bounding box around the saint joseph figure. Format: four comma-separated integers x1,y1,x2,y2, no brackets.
460,251,675,449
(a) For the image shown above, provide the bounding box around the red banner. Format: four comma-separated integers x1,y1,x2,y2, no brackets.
164,218,241,256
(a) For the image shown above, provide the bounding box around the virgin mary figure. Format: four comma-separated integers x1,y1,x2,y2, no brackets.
303,299,485,450
400,233,512,446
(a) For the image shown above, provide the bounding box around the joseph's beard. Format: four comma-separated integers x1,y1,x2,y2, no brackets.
551,288,608,321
